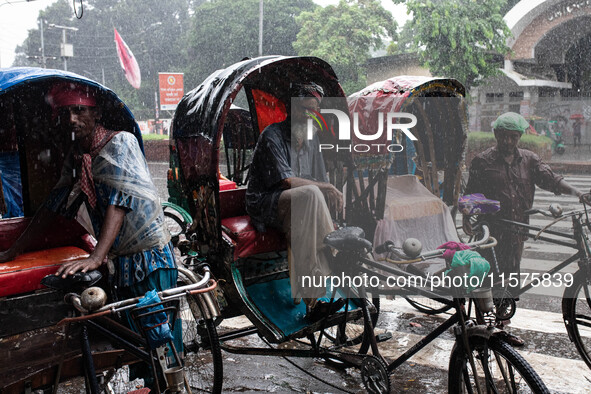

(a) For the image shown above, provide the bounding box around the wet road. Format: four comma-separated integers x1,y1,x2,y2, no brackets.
95,165,591,393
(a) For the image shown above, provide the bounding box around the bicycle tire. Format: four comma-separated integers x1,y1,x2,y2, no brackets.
177,276,223,393
448,335,549,394
164,208,186,243
323,297,380,347
405,296,452,315
562,269,591,370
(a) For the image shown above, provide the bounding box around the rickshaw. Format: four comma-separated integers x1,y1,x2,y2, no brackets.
0,68,219,394
168,56,548,393
346,76,468,314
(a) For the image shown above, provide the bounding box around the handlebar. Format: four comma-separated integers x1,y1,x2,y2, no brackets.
524,202,566,219
64,266,215,317
375,240,394,255
376,225,496,264
521,191,591,219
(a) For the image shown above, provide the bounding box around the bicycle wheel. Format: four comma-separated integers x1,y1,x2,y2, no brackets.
323,297,380,347
177,276,223,393
405,296,452,315
164,208,187,246
562,269,591,370
448,335,549,393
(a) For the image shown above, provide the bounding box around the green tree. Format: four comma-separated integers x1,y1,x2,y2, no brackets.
394,0,511,89
14,0,194,119
387,20,418,55
293,0,397,94
186,0,316,85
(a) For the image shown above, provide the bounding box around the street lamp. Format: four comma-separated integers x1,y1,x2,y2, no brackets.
47,23,78,71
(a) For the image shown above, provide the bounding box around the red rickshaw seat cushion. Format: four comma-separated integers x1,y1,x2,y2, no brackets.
0,246,90,297
219,188,286,259
0,216,94,252
221,216,286,259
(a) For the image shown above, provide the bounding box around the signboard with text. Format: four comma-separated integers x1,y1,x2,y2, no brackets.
159,72,184,111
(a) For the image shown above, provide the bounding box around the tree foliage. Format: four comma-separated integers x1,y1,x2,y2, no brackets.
394,0,511,88
293,0,397,94
387,19,418,55
14,0,194,119
186,0,316,85
11,0,401,116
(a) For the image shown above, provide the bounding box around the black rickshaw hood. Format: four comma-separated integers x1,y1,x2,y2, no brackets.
172,55,343,142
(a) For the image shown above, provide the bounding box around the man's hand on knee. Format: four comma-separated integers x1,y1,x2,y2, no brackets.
320,183,343,216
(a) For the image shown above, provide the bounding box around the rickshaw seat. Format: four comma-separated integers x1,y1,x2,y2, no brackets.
219,188,287,259
0,246,90,297
221,216,287,259
0,216,94,252
219,188,248,219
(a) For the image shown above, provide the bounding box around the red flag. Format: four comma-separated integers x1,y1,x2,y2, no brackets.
114,28,141,89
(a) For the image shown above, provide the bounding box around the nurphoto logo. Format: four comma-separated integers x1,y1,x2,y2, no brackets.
306,108,418,153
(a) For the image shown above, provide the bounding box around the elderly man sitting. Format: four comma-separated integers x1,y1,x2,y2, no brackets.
246,83,344,319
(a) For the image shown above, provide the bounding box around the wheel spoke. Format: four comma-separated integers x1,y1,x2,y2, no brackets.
583,282,591,309
451,337,546,394
493,351,512,393
509,362,518,393
478,349,500,394
462,367,476,394
323,297,379,349
575,313,591,329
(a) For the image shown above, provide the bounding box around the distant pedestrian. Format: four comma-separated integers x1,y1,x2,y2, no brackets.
573,118,583,147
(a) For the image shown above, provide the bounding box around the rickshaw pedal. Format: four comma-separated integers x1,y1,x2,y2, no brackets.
375,332,392,343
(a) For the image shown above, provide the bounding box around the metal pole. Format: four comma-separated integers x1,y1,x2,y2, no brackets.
155,91,158,119
258,0,263,56
62,29,67,71
40,19,46,68
49,24,77,71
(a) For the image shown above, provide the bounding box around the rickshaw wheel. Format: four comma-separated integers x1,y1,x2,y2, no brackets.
448,335,547,393
164,208,187,247
493,291,517,321
323,297,380,347
404,297,452,315
360,355,391,394
177,275,223,393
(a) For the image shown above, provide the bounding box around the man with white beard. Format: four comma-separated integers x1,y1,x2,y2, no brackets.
246,83,344,319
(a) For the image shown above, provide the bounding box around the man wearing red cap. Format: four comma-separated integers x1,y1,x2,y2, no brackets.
0,82,179,381
246,83,345,319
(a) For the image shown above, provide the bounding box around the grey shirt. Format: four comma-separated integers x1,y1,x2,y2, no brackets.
246,118,328,232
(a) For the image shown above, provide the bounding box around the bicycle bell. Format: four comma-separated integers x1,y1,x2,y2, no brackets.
549,203,563,218
402,238,422,258
80,286,107,312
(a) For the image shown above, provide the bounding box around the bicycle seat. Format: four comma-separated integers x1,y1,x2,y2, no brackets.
41,270,102,292
324,227,372,252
